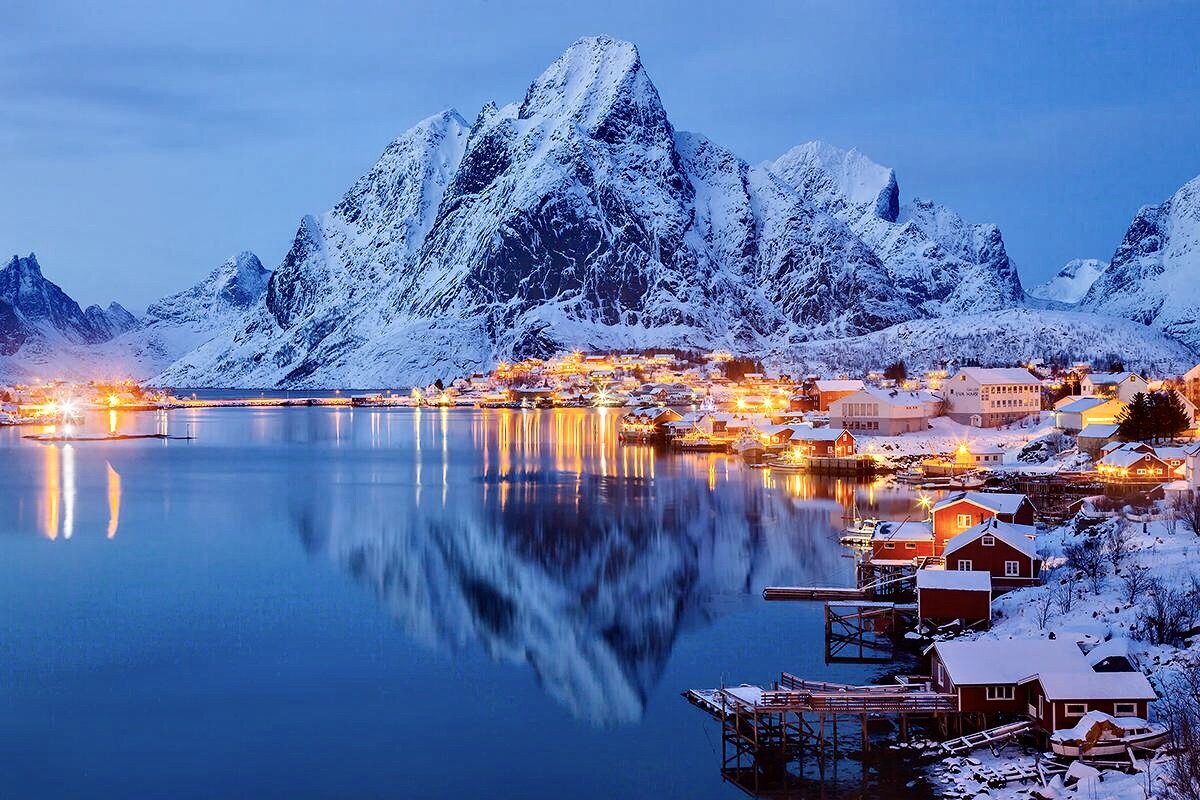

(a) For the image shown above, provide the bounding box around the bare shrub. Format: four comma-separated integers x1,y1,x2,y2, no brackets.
1065,538,1107,593
1159,660,1200,800
1121,567,1154,606
1104,522,1134,573
1137,580,1196,647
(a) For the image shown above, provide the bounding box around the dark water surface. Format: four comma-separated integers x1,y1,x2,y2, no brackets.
0,407,932,799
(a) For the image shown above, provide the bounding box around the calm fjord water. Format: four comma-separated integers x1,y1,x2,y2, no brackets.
0,407,928,799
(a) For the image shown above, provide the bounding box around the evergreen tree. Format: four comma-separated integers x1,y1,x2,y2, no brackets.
1150,390,1192,441
1116,392,1152,442
883,360,907,381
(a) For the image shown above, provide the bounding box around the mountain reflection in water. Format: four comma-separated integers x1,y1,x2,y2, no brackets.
290,407,854,724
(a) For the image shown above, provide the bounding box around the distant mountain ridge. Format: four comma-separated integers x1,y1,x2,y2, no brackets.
1028,258,1109,305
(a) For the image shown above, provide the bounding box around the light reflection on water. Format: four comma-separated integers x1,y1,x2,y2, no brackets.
0,407,933,799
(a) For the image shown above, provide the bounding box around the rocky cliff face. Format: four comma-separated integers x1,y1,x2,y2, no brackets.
156,36,1033,388
0,253,124,346
1079,175,1200,350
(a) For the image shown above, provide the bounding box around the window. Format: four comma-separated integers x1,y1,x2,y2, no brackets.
936,662,945,686
982,535,995,547
986,686,1015,701
956,513,973,528
1064,703,1087,717
905,542,917,550
1005,561,1020,577
883,542,895,550
1114,703,1138,717
957,559,973,571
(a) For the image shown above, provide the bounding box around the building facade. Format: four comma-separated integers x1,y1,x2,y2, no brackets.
944,368,1041,428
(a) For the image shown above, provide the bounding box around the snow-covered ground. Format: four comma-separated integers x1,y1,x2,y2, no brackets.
855,414,1057,461
922,509,1200,799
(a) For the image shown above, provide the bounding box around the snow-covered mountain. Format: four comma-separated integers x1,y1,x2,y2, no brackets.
1028,258,1109,305
0,253,135,368
156,36,1038,389
0,252,269,382
1079,174,1200,350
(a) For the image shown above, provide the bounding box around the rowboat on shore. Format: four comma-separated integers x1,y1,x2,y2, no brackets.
1049,712,1168,758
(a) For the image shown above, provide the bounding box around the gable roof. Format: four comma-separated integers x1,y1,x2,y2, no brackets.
814,379,864,392
847,386,940,407
1028,671,1157,701
872,520,934,542
931,639,1085,685
943,519,1039,560
917,569,991,592
954,368,1041,385
1057,396,1113,414
1099,449,1168,469
789,427,851,442
932,491,1029,516
1077,423,1120,439
1084,371,1141,386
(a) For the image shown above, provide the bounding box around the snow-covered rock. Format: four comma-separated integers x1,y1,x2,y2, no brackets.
1080,174,1200,349
0,253,123,347
1028,258,1108,305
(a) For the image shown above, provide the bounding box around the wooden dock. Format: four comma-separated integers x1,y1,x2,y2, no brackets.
763,586,866,601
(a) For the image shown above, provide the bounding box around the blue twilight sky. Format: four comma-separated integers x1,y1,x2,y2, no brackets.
2,1,1198,309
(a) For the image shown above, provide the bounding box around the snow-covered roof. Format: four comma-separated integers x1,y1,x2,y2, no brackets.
1077,423,1120,439
1085,638,1137,669
954,367,1040,385
872,520,934,542
931,639,1084,685
1029,671,1156,701
932,491,1029,516
916,569,991,592
789,427,850,442
1084,371,1140,386
852,386,940,406
1057,396,1112,413
943,519,1039,560
814,379,864,392
1099,449,1165,469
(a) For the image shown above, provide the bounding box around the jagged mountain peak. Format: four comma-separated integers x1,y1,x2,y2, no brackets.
519,36,655,130
1028,258,1108,304
1079,172,1200,349
0,251,118,345
770,141,899,222
148,251,270,323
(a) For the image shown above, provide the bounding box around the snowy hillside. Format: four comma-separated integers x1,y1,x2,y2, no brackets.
155,36,1043,389
1028,258,1108,304
783,308,1196,376
1080,174,1200,350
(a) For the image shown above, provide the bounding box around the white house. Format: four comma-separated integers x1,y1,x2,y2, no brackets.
829,387,940,435
1054,396,1126,433
944,368,1042,428
1081,372,1147,402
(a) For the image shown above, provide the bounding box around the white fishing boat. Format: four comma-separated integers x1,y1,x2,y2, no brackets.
1049,711,1168,758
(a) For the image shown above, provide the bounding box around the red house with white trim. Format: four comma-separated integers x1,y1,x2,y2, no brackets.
943,519,1042,588
916,570,991,627
931,491,1036,552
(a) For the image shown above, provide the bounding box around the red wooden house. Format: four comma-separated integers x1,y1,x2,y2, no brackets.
916,570,991,628
1019,671,1156,733
869,520,935,563
931,492,1036,552
788,428,855,458
942,519,1042,588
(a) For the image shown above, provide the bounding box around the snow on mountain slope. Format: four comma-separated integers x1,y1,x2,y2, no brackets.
769,146,1026,316
1028,258,1108,304
1079,174,1200,350
159,36,1036,389
0,252,270,383
784,308,1195,376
